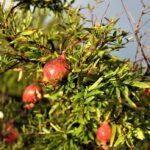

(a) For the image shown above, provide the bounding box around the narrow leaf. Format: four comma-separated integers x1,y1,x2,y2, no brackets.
88,77,103,91
122,86,137,108
110,124,117,147
130,81,150,88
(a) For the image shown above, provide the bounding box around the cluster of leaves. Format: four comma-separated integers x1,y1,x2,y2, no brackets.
0,1,150,149
13,0,75,12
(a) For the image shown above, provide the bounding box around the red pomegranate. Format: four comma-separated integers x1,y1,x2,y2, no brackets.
4,122,19,144
22,84,43,104
144,88,150,97
43,54,68,86
97,121,112,145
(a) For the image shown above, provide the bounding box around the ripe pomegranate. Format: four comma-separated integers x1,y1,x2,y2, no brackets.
43,54,68,86
97,121,112,145
4,121,19,144
22,84,43,106
144,88,150,97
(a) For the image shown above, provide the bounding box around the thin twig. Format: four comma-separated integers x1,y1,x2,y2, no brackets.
63,33,89,53
0,61,20,75
101,0,110,23
140,0,146,8
120,0,135,32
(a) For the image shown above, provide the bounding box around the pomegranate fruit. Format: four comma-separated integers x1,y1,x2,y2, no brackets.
144,88,150,97
4,122,19,144
97,121,112,145
43,54,68,86
22,84,43,106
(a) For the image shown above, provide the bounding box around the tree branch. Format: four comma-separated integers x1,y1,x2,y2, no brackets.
0,61,20,75
120,0,150,72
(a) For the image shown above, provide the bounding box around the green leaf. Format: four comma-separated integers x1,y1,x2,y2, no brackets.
110,124,117,147
88,131,94,140
10,36,27,44
124,80,150,89
49,103,59,115
88,77,103,91
117,63,129,76
115,87,121,102
21,29,36,36
114,125,125,147
36,114,43,118
84,89,103,98
135,128,145,140
42,128,50,134
130,81,150,88
50,122,63,132
72,125,84,136
73,92,84,100
84,96,95,104
122,86,137,108
98,51,106,58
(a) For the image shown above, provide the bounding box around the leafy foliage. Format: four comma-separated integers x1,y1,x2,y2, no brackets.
14,0,75,12
0,1,150,149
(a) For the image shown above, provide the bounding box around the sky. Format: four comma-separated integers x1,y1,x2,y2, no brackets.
0,0,149,61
